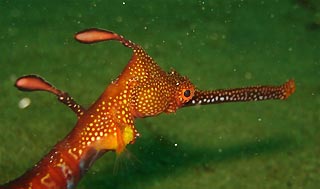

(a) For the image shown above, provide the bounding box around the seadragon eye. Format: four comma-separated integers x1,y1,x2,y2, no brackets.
183,89,191,97
180,88,194,103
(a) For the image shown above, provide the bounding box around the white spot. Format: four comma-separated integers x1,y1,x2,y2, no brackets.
220,97,224,101
211,98,215,102
198,100,202,104
174,143,178,147
258,118,262,122
18,97,31,109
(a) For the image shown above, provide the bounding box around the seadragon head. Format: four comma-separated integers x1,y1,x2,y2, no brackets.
164,70,195,113
126,68,196,117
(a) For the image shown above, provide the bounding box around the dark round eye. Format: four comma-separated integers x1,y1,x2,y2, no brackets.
183,89,191,97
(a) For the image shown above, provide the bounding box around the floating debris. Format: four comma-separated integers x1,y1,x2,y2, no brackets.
18,97,31,109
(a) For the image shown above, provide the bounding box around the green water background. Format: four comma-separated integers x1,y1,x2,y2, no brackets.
0,0,319,188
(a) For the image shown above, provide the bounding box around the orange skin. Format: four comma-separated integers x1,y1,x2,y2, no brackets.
0,28,295,189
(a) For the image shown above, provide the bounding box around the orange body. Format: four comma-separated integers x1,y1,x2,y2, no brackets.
0,28,295,189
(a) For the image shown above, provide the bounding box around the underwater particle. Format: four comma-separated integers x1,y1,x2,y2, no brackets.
270,13,275,19
245,72,252,80
258,118,262,122
116,16,123,23
18,97,31,109
174,143,178,147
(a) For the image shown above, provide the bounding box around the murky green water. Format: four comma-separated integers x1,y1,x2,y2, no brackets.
1,0,319,188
